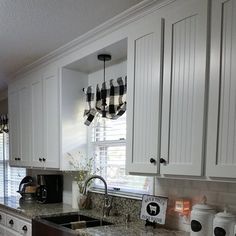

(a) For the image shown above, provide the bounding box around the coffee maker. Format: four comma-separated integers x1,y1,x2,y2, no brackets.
36,175,63,203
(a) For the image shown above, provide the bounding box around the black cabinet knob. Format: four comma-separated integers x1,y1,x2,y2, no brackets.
0,215,2,220
22,225,28,231
42,158,46,162
39,158,42,162
9,219,14,225
18,158,21,161
14,158,17,161
160,158,166,164
150,158,156,164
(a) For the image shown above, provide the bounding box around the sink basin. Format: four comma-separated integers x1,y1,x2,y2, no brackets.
42,213,98,224
41,212,113,230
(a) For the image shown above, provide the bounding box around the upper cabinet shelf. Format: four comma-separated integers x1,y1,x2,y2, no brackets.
66,38,127,74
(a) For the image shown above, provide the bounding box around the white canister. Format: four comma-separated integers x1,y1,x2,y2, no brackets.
190,198,216,236
213,209,236,236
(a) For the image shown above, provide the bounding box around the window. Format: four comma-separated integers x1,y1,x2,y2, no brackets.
90,113,153,195
0,133,26,197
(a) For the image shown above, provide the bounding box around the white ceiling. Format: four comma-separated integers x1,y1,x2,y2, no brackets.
0,0,143,93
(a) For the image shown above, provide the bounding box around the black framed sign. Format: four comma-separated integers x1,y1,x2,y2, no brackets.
140,194,168,224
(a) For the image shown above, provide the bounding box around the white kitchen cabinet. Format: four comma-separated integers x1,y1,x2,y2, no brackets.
9,65,87,170
42,72,60,169
127,0,208,176
30,73,44,168
206,0,236,178
160,0,208,176
30,69,60,169
9,79,31,167
8,89,20,166
9,69,60,169
0,210,31,236
126,13,162,174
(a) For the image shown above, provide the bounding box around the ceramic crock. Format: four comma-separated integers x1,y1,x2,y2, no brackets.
213,209,236,236
190,197,216,236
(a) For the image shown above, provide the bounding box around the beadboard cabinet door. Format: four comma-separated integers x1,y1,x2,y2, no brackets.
206,0,236,178
160,0,208,176
126,14,163,174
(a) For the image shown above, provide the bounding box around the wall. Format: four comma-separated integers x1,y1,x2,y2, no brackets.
155,178,236,231
0,99,8,113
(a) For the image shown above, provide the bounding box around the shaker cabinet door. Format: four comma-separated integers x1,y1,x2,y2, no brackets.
8,81,31,167
126,14,162,174
18,83,31,167
8,90,20,166
160,0,208,176
31,75,44,168
42,71,60,169
206,0,236,178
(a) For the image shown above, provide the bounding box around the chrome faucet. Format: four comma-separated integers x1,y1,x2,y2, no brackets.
83,175,112,217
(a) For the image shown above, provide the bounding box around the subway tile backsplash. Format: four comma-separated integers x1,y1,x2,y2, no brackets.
155,178,236,231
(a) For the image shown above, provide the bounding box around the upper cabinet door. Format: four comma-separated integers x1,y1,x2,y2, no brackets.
8,81,31,167
42,71,60,169
18,82,31,166
126,14,163,174
206,0,236,178
31,75,44,167
160,0,208,176
8,90,20,166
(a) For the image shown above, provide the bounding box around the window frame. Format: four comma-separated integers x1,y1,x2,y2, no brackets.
87,115,154,197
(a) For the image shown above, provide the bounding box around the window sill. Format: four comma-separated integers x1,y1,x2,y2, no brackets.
89,187,143,200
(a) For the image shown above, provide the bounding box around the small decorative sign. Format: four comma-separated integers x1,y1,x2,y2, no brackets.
140,194,168,225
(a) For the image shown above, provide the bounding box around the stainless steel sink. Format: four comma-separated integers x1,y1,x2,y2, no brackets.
32,212,113,236
42,212,113,230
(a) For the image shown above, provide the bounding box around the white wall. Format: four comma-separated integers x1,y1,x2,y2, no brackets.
88,60,127,86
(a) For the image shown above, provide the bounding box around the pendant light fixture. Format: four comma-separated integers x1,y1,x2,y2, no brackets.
97,54,111,118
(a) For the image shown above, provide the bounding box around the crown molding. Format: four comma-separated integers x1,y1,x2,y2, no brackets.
12,0,175,78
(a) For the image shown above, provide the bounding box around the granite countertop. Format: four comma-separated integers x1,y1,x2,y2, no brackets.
0,197,190,236
0,196,78,219
76,223,189,236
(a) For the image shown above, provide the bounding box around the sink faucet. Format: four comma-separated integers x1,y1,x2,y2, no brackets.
83,175,112,217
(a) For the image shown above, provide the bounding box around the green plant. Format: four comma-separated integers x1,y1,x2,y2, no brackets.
66,151,98,193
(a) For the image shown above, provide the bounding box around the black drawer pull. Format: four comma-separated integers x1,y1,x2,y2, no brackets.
0,215,2,220
22,225,28,231
9,219,14,225
42,158,46,162
39,158,42,162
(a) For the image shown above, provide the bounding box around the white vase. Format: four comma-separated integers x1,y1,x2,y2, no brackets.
72,181,81,209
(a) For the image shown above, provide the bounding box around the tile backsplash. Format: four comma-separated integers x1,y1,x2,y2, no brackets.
155,178,236,231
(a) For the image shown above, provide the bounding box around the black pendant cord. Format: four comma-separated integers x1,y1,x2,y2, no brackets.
97,54,111,118
102,58,106,117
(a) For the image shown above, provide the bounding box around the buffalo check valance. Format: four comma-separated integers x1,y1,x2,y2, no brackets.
84,76,127,126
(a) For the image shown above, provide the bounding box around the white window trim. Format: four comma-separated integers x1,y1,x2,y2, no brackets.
87,118,154,197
